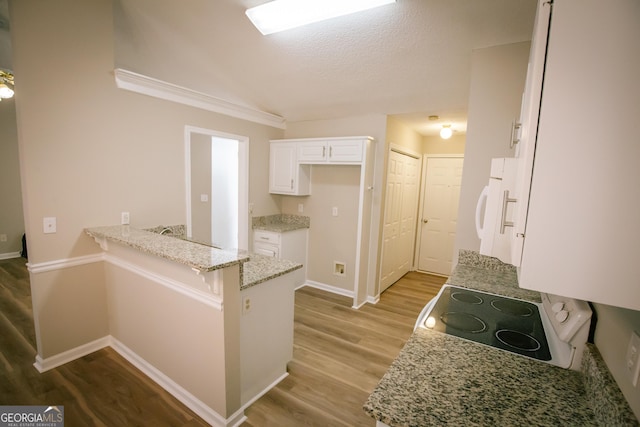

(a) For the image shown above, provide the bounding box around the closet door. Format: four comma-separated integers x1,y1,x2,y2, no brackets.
380,150,420,292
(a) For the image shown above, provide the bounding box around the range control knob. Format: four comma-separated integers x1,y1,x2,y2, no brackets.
555,310,569,323
552,302,565,313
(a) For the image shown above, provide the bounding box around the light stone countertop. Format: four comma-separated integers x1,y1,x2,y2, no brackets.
86,225,247,271
85,226,302,290
252,214,310,232
241,253,302,290
364,327,596,426
364,250,637,426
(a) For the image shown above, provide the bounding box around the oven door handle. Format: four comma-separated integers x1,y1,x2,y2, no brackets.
414,297,438,331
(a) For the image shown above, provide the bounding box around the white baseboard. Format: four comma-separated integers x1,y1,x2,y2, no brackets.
33,336,110,373
301,280,355,298
110,337,245,427
33,335,250,427
0,252,22,260
366,295,380,305
240,372,288,412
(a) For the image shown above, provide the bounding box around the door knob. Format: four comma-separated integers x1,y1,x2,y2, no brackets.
423,219,429,223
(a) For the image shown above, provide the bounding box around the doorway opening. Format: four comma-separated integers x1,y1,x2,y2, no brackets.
185,126,249,250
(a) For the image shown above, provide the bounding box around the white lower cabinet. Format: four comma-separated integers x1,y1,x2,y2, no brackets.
253,229,308,285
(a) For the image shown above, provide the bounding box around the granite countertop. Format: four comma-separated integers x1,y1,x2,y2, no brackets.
241,253,302,290
364,328,596,426
86,225,302,290
364,250,638,426
252,214,310,232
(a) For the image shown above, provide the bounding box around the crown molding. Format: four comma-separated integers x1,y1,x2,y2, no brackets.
114,68,286,129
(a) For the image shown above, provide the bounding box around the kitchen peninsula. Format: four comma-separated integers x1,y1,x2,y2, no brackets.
83,225,302,427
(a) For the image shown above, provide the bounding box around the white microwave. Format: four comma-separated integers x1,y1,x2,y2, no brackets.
475,157,519,264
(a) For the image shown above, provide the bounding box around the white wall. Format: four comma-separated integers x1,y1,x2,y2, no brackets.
453,41,530,265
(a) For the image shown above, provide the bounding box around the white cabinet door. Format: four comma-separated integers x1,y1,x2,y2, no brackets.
510,0,551,267
327,140,364,163
269,142,311,195
479,158,518,264
298,141,328,163
298,139,364,164
518,0,640,311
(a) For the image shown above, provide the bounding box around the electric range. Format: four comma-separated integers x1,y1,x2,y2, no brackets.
415,284,592,370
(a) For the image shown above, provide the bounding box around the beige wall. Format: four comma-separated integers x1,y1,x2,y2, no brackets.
593,304,640,417
453,41,530,263
385,116,423,154
10,0,283,361
190,133,212,243
0,97,24,256
282,166,360,291
422,134,466,155
283,115,387,296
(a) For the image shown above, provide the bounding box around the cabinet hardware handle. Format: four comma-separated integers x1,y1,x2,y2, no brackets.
500,190,517,234
290,179,293,190
329,145,332,157
510,121,522,148
323,146,326,158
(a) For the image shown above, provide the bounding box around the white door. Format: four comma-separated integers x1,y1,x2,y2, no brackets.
417,157,464,275
380,150,421,292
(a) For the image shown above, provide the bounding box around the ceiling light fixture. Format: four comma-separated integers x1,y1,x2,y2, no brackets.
246,0,396,35
0,70,14,100
440,124,453,140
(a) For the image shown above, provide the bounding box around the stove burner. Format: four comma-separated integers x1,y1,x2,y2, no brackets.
490,298,534,317
440,312,487,333
495,329,541,352
451,291,483,305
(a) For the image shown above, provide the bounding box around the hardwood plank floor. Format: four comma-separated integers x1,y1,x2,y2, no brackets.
0,257,209,427
0,257,445,426
242,271,446,426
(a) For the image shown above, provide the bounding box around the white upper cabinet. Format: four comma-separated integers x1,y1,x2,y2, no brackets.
269,137,370,195
509,0,552,267
517,0,640,310
297,138,365,164
269,142,310,195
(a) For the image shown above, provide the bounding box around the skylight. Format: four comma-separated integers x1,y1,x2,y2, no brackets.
245,0,396,35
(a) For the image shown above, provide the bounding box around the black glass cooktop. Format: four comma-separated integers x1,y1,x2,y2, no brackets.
424,286,551,361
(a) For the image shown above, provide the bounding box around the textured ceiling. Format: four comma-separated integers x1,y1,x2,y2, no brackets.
3,0,537,136
113,0,537,135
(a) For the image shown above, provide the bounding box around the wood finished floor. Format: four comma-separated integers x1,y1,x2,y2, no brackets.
0,257,445,426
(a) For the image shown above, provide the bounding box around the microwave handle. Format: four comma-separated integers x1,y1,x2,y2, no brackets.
475,185,489,239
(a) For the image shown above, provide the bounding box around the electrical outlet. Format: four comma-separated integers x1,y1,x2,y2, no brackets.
298,203,304,213
121,212,130,225
242,297,252,314
43,217,56,234
332,207,338,217
626,331,640,387
333,261,346,277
